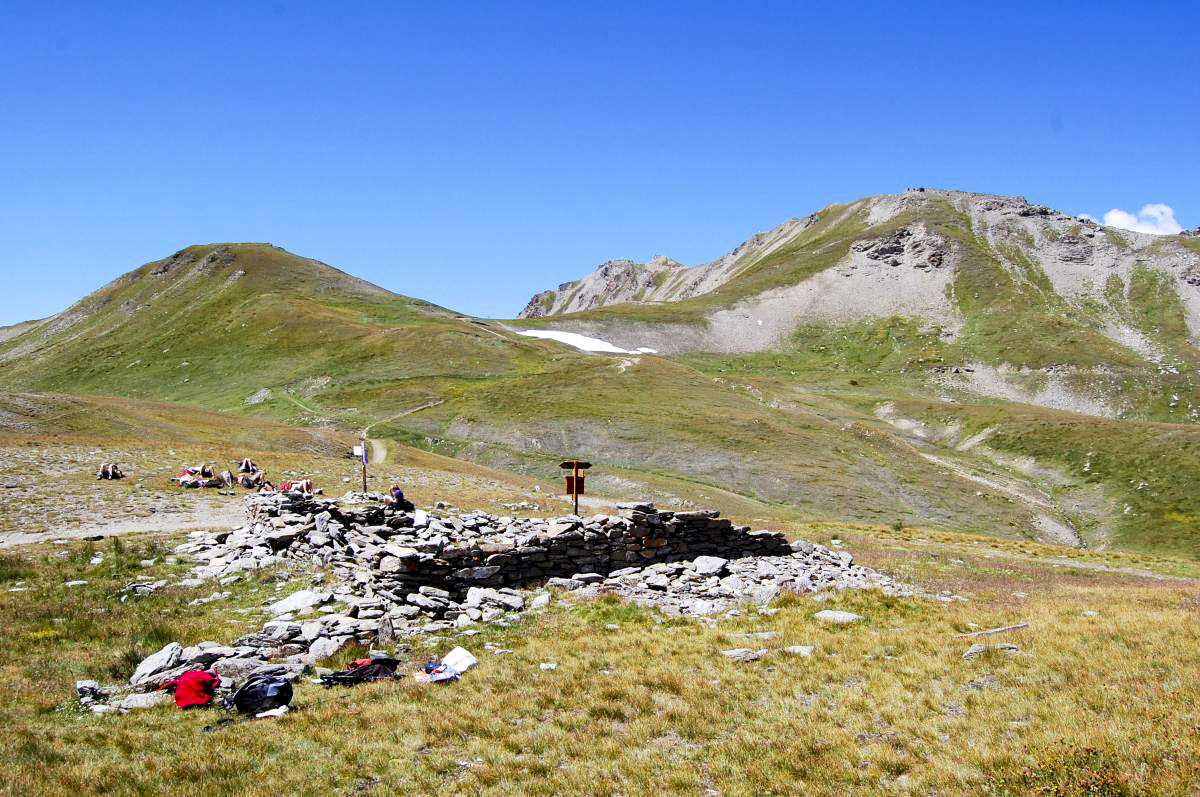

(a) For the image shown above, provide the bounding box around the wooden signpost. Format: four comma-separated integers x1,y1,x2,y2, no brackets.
560,460,591,516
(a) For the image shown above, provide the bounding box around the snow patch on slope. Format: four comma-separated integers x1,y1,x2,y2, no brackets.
517,329,657,355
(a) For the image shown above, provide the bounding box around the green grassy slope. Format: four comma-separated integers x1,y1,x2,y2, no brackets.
888,397,1200,558
4,237,1199,556
0,244,1050,542
0,244,545,410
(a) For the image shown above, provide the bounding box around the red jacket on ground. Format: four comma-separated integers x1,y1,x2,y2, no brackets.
158,670,219,708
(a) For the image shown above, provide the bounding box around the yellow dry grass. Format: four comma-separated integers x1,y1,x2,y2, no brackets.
0,526,1197,797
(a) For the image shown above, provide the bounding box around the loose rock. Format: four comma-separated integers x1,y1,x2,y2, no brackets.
813,610,863,625
962,643,1020,660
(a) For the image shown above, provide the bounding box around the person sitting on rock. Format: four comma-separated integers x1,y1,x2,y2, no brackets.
237,458,257,474
256,480,276,493
384,484,407,508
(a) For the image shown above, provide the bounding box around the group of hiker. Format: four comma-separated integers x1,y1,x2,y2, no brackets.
94,457,323,495
176,459,321,494
177,462,227,489
96,463,124,480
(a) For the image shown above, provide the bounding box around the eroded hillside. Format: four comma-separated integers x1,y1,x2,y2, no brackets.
516,190,1200,423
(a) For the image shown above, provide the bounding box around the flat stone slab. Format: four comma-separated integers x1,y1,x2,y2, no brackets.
963,643,1020,660
267,589,327,616
783,645,814,656
119,691,172,710
692,556,729,576
813,610,862,625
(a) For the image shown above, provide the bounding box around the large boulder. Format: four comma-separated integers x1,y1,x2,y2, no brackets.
129,642,182,687
309,635,352,661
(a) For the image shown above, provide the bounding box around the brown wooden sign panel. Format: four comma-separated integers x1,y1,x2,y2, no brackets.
559,460,592,470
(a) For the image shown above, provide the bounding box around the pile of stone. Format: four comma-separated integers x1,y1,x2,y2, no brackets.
175,496,795,613
565,542,912,617
104,496,912,706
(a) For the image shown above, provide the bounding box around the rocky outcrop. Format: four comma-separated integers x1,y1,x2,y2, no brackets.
521,256,685,318
517,215,819,318
515,190,1200,348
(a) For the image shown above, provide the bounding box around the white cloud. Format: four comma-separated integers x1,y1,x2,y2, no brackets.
1100,204,1183,235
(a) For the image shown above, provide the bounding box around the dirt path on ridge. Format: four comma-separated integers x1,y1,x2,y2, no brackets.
0,504,243,549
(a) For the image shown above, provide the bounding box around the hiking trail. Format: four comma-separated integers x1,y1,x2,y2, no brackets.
0,504,243,549
358,400,448,466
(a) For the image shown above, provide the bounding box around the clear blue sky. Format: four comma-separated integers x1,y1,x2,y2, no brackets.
1,1,1197,325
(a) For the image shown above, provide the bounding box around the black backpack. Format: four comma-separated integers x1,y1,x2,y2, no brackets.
318,662,400,687
224,675,293,714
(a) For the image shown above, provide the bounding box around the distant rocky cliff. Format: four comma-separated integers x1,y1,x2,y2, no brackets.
518,190,1200,333
519,216,819,318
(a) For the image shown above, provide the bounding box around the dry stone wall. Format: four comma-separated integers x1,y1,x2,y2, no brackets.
227,495,792,599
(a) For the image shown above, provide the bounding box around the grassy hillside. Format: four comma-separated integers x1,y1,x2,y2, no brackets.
1,527,1197,796
0,244,1043,541
889,397,1200,559
3,238,1199,557
0,244,547,410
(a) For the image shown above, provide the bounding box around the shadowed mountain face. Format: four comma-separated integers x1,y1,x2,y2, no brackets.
4,197,1200,559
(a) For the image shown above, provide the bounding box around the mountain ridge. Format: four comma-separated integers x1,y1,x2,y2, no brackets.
513,189,1200,423
520,189,1200,328
3,205,1200,558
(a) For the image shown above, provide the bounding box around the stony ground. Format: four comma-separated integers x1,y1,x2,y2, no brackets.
2,425,1199,796
0,439,564,545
